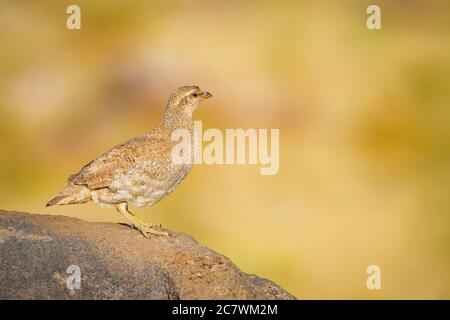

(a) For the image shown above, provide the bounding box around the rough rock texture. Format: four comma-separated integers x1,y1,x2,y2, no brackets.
0,210,295,300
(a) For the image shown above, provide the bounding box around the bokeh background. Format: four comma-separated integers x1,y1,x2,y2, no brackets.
1,0,449,299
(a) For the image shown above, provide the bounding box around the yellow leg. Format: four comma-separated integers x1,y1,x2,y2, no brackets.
116,203,169,237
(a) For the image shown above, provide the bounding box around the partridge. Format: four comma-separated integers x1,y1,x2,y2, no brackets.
47,85,212,237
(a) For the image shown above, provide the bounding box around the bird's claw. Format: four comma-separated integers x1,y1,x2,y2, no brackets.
139,228,169,238
143,222,162,228
135,224,169,237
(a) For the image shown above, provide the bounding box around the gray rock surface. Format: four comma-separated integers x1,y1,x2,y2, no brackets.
0,210,295,300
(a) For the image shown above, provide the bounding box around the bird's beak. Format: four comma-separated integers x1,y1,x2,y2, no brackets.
199,91,212,100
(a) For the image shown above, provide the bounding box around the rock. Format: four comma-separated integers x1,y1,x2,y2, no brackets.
0,210,295,300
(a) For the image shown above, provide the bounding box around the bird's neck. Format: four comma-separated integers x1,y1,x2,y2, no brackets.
159,111,194,132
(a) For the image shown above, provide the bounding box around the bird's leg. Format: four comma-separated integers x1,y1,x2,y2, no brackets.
115,203,169,237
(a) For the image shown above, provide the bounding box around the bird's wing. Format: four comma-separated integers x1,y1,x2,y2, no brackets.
69,130,169,190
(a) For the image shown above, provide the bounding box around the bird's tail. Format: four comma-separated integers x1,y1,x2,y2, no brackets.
46,184,91,207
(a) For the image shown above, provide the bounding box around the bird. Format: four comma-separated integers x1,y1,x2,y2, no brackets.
46,85,212,237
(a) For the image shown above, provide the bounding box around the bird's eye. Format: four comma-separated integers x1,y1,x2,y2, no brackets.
191,93,198,97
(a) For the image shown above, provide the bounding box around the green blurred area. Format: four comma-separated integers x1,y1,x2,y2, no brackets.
0,0,449,298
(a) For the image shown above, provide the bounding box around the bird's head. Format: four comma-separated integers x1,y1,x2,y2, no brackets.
165,85,212,120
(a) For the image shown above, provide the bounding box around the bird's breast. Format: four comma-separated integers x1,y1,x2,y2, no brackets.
109,160,193,208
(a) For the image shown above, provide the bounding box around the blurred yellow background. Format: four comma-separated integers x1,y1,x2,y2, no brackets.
1,0,449,299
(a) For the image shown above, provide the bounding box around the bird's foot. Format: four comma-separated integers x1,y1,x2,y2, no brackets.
115,203,168,238
142,222,162,228
135,223,169,238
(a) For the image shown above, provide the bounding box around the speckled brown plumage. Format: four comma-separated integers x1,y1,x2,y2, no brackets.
47,86,212,237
